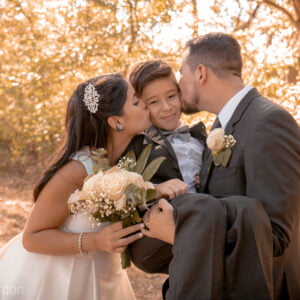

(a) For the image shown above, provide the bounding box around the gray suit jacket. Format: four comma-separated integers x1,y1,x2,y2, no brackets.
200,88,300,298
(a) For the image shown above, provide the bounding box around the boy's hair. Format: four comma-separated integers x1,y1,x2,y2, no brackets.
129,59,176,97
185,32,243,78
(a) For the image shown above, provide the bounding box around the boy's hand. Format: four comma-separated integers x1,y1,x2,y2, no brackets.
155,179,188,199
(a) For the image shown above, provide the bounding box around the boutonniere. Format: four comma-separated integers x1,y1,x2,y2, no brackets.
207,128,236,167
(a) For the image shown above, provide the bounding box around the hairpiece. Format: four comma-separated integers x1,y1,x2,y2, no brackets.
83,83,100,113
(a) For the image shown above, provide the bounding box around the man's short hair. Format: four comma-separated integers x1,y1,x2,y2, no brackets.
185,33,243,78
129,59,176,97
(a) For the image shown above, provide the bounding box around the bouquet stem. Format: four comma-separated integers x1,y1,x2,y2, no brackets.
121,247,131,269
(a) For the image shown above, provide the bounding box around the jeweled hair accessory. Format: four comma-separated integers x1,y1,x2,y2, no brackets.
83,83,100,113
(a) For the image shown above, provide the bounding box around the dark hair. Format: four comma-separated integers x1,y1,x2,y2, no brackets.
185,33,243,78
129,59,176,97
33,73,128,201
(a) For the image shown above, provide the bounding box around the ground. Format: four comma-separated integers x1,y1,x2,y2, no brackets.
0,172,167,300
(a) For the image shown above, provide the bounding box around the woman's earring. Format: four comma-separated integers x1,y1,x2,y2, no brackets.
116,125,124,132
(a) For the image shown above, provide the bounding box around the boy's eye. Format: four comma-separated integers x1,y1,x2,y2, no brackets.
148,100,158,105
168,94,177,99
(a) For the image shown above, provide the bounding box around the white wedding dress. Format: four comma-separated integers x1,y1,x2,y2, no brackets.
0,149,136,300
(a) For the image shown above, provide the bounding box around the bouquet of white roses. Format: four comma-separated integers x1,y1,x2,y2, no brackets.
68,145,165,268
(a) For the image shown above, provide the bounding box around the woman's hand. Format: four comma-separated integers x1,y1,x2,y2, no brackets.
155,179,188,199
142,199,175,245
95,222,144,253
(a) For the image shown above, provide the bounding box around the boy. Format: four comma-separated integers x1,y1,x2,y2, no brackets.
129,59,206,193
127,59,207,274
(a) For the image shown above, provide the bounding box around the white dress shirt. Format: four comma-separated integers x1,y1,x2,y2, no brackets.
168,125,204,193
218,85,253,128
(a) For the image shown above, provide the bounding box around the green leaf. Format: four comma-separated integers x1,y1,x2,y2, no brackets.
123,150,136,163
122,216,134,227
91,148,110,173
142,157,166,181
134,144,152,174
146,188,160,201
222,148,232,167
214,151,224,166
132,209,143,223
93,212,122,223
125,183,146,206
92,164,99,174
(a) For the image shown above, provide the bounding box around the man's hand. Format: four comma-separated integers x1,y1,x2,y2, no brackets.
155,179,188,199
142,199,175,245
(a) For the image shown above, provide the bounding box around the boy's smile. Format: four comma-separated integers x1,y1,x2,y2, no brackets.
141,76,182,131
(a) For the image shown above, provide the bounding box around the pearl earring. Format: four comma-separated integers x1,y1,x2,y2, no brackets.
116,125,124,132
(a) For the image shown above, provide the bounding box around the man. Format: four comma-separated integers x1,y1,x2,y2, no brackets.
142,33,300,299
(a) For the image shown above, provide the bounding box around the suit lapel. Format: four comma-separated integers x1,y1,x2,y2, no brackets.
200,118,220,191
200,149,213,192
225,88,260,134
200,88,260,192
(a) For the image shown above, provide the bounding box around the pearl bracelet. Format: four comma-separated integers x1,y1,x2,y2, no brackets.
78,232,87,255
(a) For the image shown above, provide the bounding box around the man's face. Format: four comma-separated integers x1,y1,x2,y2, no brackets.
141,76,181,131
178,49,199,114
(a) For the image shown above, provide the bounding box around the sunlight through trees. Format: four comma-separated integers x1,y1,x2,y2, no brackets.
0,0,299,168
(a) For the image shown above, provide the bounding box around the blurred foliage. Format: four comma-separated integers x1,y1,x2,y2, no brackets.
208,0,300,118
0,0,299,171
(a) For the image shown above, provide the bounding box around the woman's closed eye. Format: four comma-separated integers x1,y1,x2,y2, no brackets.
133,100,140,106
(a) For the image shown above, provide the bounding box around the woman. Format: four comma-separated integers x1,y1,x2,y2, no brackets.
0,73,151,300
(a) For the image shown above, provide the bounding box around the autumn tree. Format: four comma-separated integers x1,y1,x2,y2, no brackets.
0,0,298,169
209,0,300,119
0,0,178,168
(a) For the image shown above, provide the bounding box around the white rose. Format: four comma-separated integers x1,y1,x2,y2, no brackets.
98,167,131,201
207,128,225,152
81,170,105,198
81,166,149,207
122,169,144,187
143,181,155,190
123,171,154,190
114,194,127,210
67,190,82,204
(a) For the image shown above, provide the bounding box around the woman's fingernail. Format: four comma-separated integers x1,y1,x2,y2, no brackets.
140,223,145,228
138,232,144,238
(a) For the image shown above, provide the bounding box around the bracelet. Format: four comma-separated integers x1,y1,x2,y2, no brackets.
78,232,87,255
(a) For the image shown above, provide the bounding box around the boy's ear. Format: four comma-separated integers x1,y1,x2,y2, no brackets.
107,116,123,131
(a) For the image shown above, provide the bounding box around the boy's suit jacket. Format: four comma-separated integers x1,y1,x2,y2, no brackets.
126,121,207,273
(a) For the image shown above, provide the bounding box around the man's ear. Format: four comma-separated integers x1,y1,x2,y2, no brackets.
107,116,123,131
196,64,208,84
